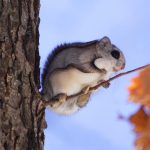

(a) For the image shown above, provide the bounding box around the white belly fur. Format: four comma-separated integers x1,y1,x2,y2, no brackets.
49,67,114,115
50,67,102,96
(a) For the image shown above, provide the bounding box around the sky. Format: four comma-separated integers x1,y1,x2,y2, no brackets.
39,1,150,150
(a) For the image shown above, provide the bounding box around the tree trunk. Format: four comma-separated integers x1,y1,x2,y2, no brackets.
0,0,46,149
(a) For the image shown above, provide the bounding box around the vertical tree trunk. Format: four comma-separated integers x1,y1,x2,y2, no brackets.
0,0,46,149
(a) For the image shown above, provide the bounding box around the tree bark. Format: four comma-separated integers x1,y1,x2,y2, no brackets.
0,0,46,149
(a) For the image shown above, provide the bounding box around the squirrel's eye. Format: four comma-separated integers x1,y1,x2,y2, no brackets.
111,50,120,59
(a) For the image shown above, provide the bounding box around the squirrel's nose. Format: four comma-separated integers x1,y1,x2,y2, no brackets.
111,50,120,59
121,62,126,69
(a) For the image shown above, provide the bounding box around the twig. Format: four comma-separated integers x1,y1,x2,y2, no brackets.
41,64,150,108
67,64,150,99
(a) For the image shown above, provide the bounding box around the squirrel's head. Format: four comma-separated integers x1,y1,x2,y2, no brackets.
95,36,126,72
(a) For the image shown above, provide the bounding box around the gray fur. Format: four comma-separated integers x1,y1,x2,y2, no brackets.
41,40,98,86
41,36,126,115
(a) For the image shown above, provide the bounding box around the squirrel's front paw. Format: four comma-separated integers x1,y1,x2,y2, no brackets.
99,80,110,88
102,81,110,88
51,93,67,108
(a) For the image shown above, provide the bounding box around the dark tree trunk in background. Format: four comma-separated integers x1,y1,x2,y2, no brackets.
0,0,46,149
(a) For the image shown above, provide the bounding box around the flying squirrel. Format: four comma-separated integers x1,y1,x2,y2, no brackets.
41,36,126,115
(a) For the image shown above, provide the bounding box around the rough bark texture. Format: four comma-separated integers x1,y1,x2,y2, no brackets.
0,0,46,149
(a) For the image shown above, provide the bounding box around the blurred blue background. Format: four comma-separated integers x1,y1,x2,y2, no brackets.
39,0,150,150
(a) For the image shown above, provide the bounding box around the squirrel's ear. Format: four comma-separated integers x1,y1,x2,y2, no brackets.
98,36,111,48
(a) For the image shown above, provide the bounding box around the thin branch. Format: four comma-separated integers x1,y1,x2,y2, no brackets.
68,64,150,99
42,64,150,108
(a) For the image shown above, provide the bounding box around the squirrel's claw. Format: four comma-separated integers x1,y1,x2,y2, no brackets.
82,86,90,94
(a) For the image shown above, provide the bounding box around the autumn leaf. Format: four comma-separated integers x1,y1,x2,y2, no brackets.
128,67,150,150
128,67,150,107
129,107,150,150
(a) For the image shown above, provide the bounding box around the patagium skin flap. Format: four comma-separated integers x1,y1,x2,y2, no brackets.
41,36,126,115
